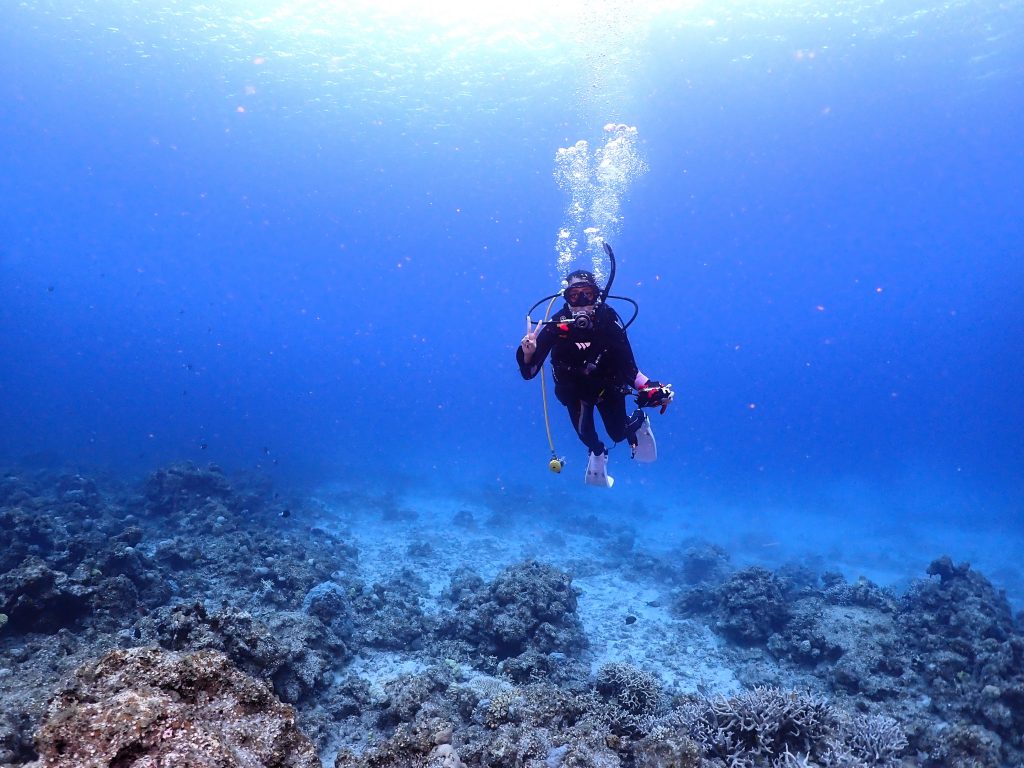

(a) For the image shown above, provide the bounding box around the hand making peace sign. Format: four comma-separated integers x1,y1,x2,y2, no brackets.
521,316,543,360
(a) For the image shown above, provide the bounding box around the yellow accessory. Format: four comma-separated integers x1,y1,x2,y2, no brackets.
531,297,565,474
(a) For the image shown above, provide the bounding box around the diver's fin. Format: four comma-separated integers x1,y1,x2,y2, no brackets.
632,411,657,463
585,450,614,488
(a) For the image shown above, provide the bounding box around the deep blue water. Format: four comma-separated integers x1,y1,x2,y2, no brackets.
1,3,1021,583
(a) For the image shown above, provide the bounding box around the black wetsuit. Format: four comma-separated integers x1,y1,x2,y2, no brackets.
516,303,645,455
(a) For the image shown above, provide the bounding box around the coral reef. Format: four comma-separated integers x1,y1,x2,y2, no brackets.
143,461,242,516
0,557,93,634
438,560,587,676
677,686,906,768
328,669,904,768
595,662,662,735
331,672,618,768
671,552,1024,767
2,465,1023,768
32,646,319,767
897,557,1024,764
677,566,791,645
134,601,349,704
0,463,355,763
351,568,434,651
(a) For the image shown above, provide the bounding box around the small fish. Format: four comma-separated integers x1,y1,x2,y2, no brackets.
199,442,208,450
280,509,291,518
625,615,637,625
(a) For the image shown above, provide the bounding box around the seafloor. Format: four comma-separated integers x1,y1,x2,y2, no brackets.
1,463,1022,768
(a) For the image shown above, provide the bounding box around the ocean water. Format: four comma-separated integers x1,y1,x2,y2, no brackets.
1,1,1021,602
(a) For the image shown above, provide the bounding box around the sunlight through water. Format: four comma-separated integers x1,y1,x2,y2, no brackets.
19,0,1017,122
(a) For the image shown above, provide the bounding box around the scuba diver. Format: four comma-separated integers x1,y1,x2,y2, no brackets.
516,243,674,488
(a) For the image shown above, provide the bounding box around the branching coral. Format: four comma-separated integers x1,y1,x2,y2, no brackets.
596,662,662,735
681,686,905,768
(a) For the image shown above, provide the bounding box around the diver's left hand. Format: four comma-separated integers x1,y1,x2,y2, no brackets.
636,380,674,412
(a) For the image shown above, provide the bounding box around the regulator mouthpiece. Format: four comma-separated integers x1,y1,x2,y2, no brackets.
549,457,566,474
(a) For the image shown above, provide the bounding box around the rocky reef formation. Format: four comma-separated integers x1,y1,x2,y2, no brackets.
330,669,905,768
2,465,1022,767
0,463,356,764
436,560,587,681
31,646,318,768
674,549,1024,767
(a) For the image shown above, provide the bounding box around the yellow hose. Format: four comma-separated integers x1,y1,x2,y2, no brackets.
536,296,561,465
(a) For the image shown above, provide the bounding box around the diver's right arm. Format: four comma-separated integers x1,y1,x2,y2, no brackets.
516,321,555,380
